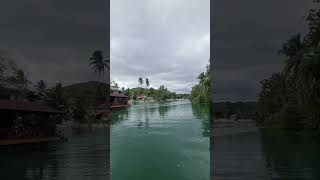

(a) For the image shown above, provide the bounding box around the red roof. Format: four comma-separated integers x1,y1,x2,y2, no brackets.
110,92,128,98
0,100,62,113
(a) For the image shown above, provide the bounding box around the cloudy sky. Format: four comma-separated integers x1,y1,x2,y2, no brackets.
0,0,109,87
2,0,316,100
111,0,210,94
212,0,318,102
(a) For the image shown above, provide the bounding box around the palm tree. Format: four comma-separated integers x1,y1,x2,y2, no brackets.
278,34,307,105
145,78,150,88
13,69,30,89
138,77,144,87
89,50,110,81
88,50,109,126
46,82,65,109
279,33,305,75
35,80,47,92
34,80,47,100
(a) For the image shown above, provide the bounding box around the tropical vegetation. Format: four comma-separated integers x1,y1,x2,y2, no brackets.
257,8,320,133
0,50,110,123
121,85,189,102
190,62,210,103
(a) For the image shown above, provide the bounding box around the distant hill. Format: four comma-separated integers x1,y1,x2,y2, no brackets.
63,81,110,101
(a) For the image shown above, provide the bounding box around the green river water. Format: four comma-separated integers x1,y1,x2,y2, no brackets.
2,100,320,179
110,100,210,180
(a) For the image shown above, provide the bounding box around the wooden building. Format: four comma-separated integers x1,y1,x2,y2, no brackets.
110,92,129,110
0,99,63,145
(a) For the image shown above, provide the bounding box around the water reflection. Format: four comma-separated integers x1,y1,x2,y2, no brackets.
158,104,170,118
111,100,210,180
259,128,320,179
191,103,210,137
109,109,128,125
0,144,59,180
213,120,320,179
0,129,109,180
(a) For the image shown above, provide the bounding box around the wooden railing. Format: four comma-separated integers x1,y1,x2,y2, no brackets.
0,127,56,139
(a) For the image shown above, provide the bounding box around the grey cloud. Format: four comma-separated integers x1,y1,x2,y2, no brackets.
212,0,316,101
111,0,210,94
0,0,109,86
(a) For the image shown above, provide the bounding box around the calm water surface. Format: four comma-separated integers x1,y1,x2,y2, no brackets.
213,119,320,180
0,128,109,180
110,100,210,180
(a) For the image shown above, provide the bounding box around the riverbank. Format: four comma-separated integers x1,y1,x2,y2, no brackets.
128,98,187,104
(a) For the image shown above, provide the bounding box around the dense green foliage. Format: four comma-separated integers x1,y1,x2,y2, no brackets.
122,85,189,102
1,50,109,123
190,63,210,103
258,8,320,132
0,52,30,90
37,81,109,122
63,81,109,102
62,81,110,122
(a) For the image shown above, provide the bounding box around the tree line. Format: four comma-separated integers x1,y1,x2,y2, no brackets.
257,7,320,132
190,62,210,103
0,50,109,123
112,76,190,102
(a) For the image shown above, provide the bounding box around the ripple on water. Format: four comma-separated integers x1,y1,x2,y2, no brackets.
111,101,210,180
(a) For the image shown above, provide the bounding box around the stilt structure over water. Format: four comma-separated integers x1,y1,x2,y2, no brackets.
0,88,63,145
110,92,129,110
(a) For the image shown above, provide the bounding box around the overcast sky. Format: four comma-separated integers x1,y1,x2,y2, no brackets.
212,0,318,102
2,1,316,100
0,0,109,87
111,0,210,94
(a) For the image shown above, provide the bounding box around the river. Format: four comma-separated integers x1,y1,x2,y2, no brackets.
0,128,109,180
110,100,210,180
3,102,319,180
213,119,320,180
0,100,209,180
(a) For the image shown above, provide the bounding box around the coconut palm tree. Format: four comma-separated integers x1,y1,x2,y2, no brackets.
279,33,305,75
138,77,144,87
35,80,47,92
34,80,48,100
13,69,30,89
88,50,110,126
278,33,307,105
145,78,150,88
89,50,110,81
46,82,65,109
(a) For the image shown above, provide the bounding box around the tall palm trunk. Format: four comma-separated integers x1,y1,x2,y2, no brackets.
90,70,104,129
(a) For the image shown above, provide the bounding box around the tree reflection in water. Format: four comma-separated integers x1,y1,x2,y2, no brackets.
0,144,59,180
191,103,210,137
109,109,128,125
259,128,320,179
158,104,170,118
